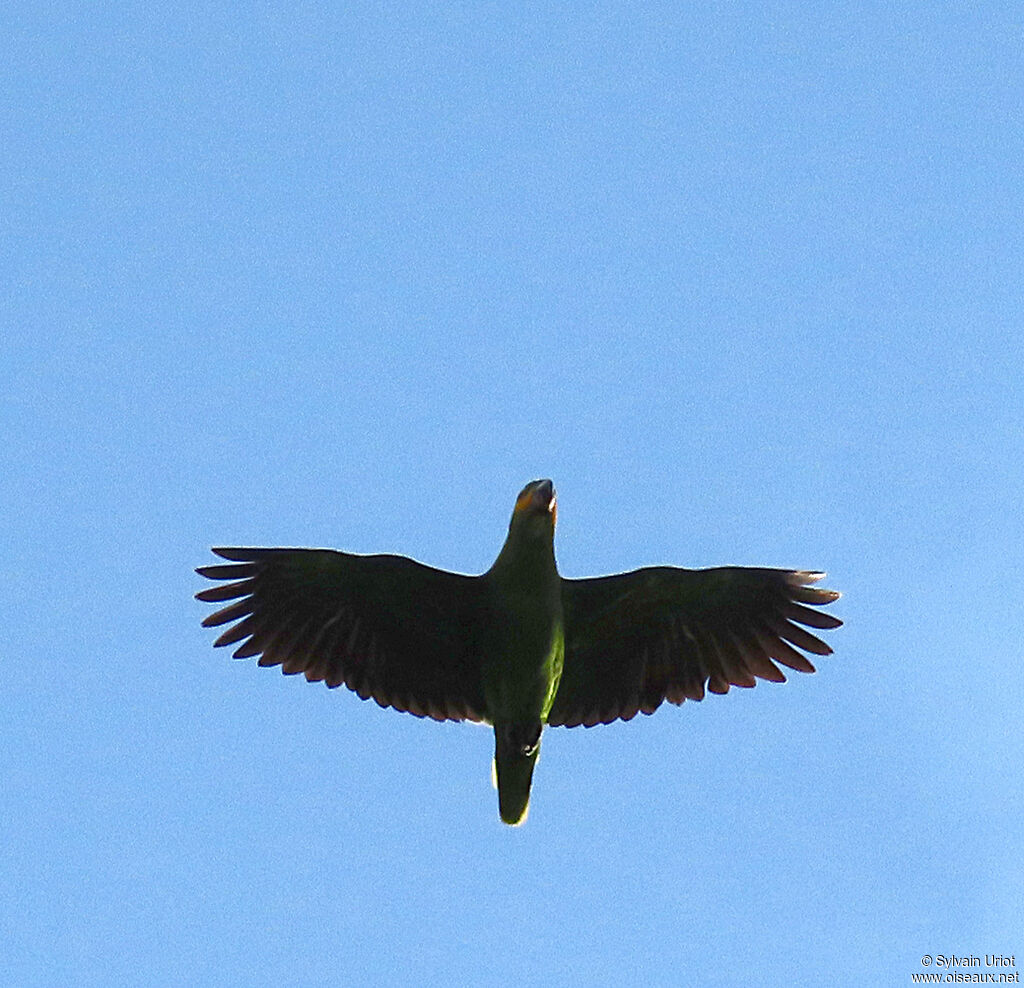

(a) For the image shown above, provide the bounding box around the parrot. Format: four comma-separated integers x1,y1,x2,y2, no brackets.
196,479,841,825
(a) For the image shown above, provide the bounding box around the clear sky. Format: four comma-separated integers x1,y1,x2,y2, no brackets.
3,3,1022,986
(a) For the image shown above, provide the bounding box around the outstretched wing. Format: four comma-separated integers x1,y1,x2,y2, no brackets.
196,547,487,722
548,567,841,728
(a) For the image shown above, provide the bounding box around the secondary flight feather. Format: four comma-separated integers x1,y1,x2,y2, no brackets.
196,479,841,824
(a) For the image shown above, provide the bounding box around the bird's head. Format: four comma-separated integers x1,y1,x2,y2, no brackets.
490,479,558,577
510,478,557,535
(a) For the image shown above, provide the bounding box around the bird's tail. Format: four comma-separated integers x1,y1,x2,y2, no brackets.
493,722,542,826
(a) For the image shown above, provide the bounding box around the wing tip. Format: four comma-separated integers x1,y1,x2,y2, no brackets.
211,547,258,561
787,571,842,606
792,570,827,583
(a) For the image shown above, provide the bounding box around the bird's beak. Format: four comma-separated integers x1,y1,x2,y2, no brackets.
534,479,555,513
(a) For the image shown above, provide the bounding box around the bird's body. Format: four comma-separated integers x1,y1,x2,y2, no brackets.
196,479,841,825
480,480,564,822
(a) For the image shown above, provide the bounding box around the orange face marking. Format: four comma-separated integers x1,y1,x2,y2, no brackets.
515,487,535,514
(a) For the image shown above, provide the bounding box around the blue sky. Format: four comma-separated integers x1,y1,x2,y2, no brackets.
3,3,1022,985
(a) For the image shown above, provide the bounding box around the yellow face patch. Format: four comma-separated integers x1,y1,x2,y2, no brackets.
515,487,536,514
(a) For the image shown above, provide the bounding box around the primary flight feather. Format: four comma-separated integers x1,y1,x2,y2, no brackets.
196,479,841,825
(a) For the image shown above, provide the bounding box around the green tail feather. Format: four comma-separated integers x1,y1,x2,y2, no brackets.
494,738,540,826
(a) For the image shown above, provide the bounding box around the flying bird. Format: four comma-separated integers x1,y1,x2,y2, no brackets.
196,479,841,825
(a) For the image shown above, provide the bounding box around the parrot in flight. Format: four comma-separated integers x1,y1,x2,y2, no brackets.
196,479,841,825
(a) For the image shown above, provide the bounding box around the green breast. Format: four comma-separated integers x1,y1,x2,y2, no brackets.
479,582,564,723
